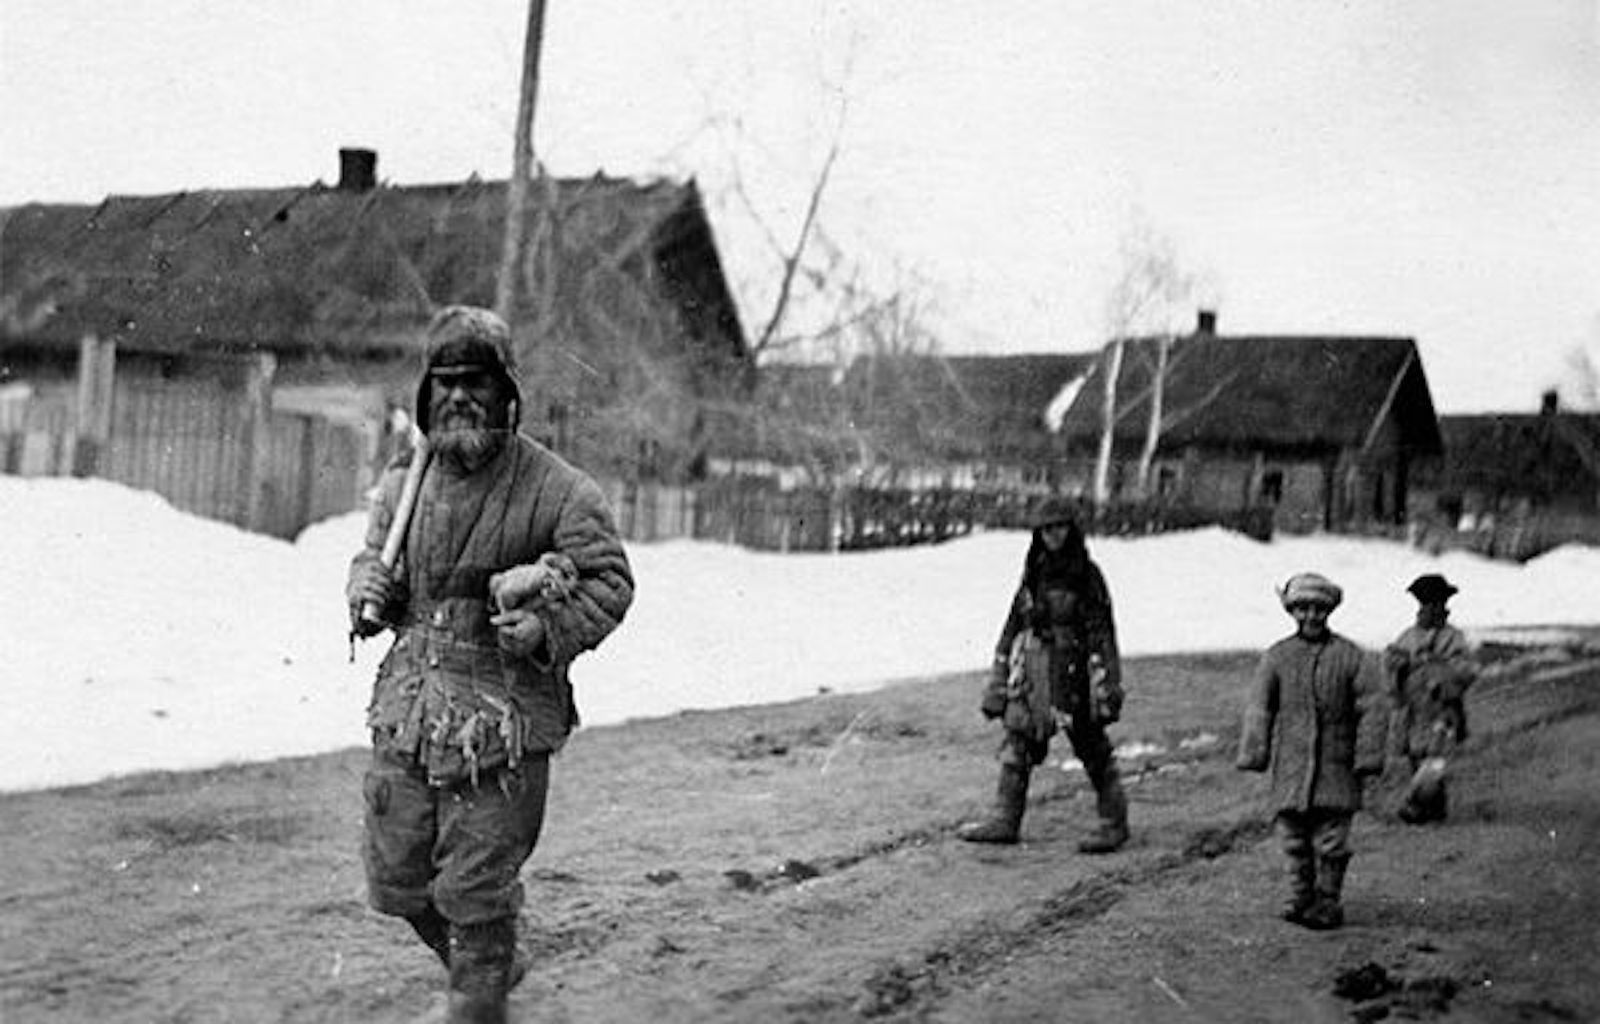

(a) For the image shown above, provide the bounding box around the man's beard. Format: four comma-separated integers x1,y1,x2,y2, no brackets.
431,406,505,473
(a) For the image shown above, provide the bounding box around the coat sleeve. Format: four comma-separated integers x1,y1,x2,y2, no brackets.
1082,562,1122,689
533,474,634,667
1433,627,1478,702
1384,631,1413,761
1235,650,1278,771
1353,648,1389,775
346,461,408,622
993,581,1030,660
354,462,404,559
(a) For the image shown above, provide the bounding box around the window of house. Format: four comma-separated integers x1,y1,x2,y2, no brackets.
1156,464,1179,498
1260,469,1284,505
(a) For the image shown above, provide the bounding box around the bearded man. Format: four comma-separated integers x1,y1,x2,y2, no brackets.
346,306,634,1022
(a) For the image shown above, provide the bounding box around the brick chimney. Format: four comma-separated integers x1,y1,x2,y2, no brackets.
1196,309,1217,335
338,148,377,192
1540,389,1559,415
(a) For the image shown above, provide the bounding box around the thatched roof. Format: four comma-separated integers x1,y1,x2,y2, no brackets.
844,352,1096,462
0,173,747,368
1431,411,1600,500
1056,334,1442,458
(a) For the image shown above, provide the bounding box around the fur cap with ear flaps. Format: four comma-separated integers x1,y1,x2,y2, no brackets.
414,305,522,434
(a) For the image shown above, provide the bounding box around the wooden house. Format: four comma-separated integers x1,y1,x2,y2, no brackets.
1408,391,1600,556
1054,312,1443,533
0,149,752,496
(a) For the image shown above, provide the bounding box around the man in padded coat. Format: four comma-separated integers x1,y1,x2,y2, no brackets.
346,305,633,1023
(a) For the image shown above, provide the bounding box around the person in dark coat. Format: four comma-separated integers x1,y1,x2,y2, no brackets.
958,499,1129,852
1385,573,1476,823
1236,572,1387,930
347,306,634,1023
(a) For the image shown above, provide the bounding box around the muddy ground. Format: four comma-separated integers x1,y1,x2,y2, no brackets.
2,634,1598,1023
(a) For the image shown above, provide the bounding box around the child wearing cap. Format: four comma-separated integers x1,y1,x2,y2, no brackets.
1236,572,1388,930
1384,574,1477,824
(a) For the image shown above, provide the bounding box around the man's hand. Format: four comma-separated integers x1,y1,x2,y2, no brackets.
347,557,405,636
491,607,548,660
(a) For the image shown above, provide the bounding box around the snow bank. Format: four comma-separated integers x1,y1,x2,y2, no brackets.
3,475,1594,792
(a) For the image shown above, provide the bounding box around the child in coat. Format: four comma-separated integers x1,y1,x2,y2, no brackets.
1385,573,1477,823
1236,572,1388,930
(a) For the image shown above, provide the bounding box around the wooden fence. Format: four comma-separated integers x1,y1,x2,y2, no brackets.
1,345,373,540
602,479,1277,553
2,367,1276,550
2,340,1278,549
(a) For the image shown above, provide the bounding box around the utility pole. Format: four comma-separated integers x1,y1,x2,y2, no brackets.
495,0,549,324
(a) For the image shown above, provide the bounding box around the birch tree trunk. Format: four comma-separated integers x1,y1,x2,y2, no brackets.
1093,339,1125,508
1136,334,1171,497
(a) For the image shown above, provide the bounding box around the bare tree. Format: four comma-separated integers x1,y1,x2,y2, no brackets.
748,134,842,361
1093,226,1200,505
1557,316,1600,410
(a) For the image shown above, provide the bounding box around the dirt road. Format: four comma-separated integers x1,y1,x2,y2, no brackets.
2,638,1597,1023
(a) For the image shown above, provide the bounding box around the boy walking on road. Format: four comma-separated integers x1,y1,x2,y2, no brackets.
1236,572,1388,930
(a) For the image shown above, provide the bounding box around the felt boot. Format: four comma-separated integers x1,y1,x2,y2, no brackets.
958,763,1029,844
1281,850,1317,924
1301,855,1349,931
446,919,516,1024
412,908,528,991
1077,763,1129,854
406,905,452,969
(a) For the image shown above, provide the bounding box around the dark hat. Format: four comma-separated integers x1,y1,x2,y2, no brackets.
1031,496,1080,529
1406,574,1458,603
428,337,505,376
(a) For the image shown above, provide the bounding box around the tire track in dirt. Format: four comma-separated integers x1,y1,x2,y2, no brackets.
806,813,1273,1019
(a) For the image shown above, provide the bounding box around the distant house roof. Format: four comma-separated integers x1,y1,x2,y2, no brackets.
715,361,854,467
846,352,1096,462
0,172,747,371
1432,409,1600,501
1056,333,1443,458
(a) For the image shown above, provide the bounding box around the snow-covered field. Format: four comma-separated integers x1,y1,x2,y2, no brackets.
4,475,1596,793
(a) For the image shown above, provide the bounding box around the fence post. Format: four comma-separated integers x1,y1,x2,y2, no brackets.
238,353,277,532
72,335,116,477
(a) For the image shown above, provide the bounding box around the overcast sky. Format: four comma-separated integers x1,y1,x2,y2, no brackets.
2,1,1597,412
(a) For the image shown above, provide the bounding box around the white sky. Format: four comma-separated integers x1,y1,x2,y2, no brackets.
2,2,1598,413
3,474,1596,793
